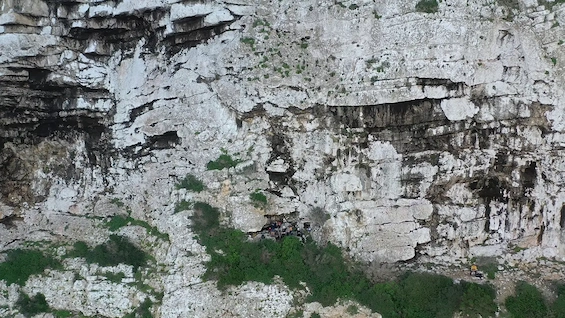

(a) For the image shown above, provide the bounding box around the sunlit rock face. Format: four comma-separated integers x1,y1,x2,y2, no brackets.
2,0,565,316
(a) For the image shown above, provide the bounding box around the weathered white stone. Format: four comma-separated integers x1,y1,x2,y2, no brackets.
3,0,565,316
441,98,479,121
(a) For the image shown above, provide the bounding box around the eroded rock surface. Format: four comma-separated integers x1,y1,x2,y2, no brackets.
2,0,565,316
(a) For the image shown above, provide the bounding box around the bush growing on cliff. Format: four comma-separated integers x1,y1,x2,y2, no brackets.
189,201,497,317
415,0,438,13
123,298,153,318
175,174,204,192
174,199,192,214
459,282,497,317
505,281,547,318
552,284,565,317
397,272,463,318
0,249,60,286
69,235,148,271
105,215,169,241
249,190,267,207
206,154,240,170
17,292,49,317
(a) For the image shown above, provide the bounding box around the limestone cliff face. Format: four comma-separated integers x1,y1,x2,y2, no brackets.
1,0,565,316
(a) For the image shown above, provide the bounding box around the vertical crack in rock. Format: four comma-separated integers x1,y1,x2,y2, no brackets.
265,123,297,196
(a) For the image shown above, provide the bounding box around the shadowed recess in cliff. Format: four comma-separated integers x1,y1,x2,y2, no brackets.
67,12,165,53
164,16,240,55
327,99,444,129
265,129,297,194
469,177,508,233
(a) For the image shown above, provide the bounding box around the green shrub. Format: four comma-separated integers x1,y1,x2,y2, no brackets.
481,262,498,279
104,271,126,283
240,37,255,46
106,215,129,231
397,272,463,318
0,249,60,286
105,215,169,241
190,202,497,318
311,313,321,318
191,202,221,234
123,298,153,318
505,281,547,318
552,284,565,317
459,282,497,317
70,235,148,271
53,310,72,318
206,154,240,170
174,199,192,214
175,174,204,192
249,190,267,207
347,304,359,314
415,0,438,13
17,292,49,317
497,0,520,9
110,198,125,207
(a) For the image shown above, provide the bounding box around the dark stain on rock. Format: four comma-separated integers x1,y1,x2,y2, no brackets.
147,131,180,150
265,128,297,195
522,161,537,191
327,98,443,129
469,177,507,233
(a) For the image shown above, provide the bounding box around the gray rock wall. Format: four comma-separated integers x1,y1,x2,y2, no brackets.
1,0,565,316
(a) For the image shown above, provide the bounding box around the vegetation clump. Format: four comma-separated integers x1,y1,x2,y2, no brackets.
415,0,438,13
249,190,267,207
460,283,498,317
174,199,192,214
105,215,169,241
103,271,126,284
175,174,204,192
17,292,49,317
552,284,565,317
505,281,547,318
123,298,153,318
189,202,497,317
206,154,240,170
0,249,60,286
69,235,148,272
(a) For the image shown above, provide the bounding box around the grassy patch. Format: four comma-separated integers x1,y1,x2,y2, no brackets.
69,235,148,272
123,298,153,318
552,284,565,317
497,0,520,9
415,0,438,13
103,271,126,284
240,37,255,46
0,249,60,286
53,310,73,318
347,304,359,314
206,154,240,170
190,202,496,317
17,292,49,317
175,174,204,192
106,215,129,231
105,215,169,241
249,190,267,207
480,262,498,279
505,281,547,318
110,198,125,207
174,199,193,214
191,202,221,234
459,282,497,318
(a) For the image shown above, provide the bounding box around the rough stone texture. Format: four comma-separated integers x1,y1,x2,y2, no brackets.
2,0,565,316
